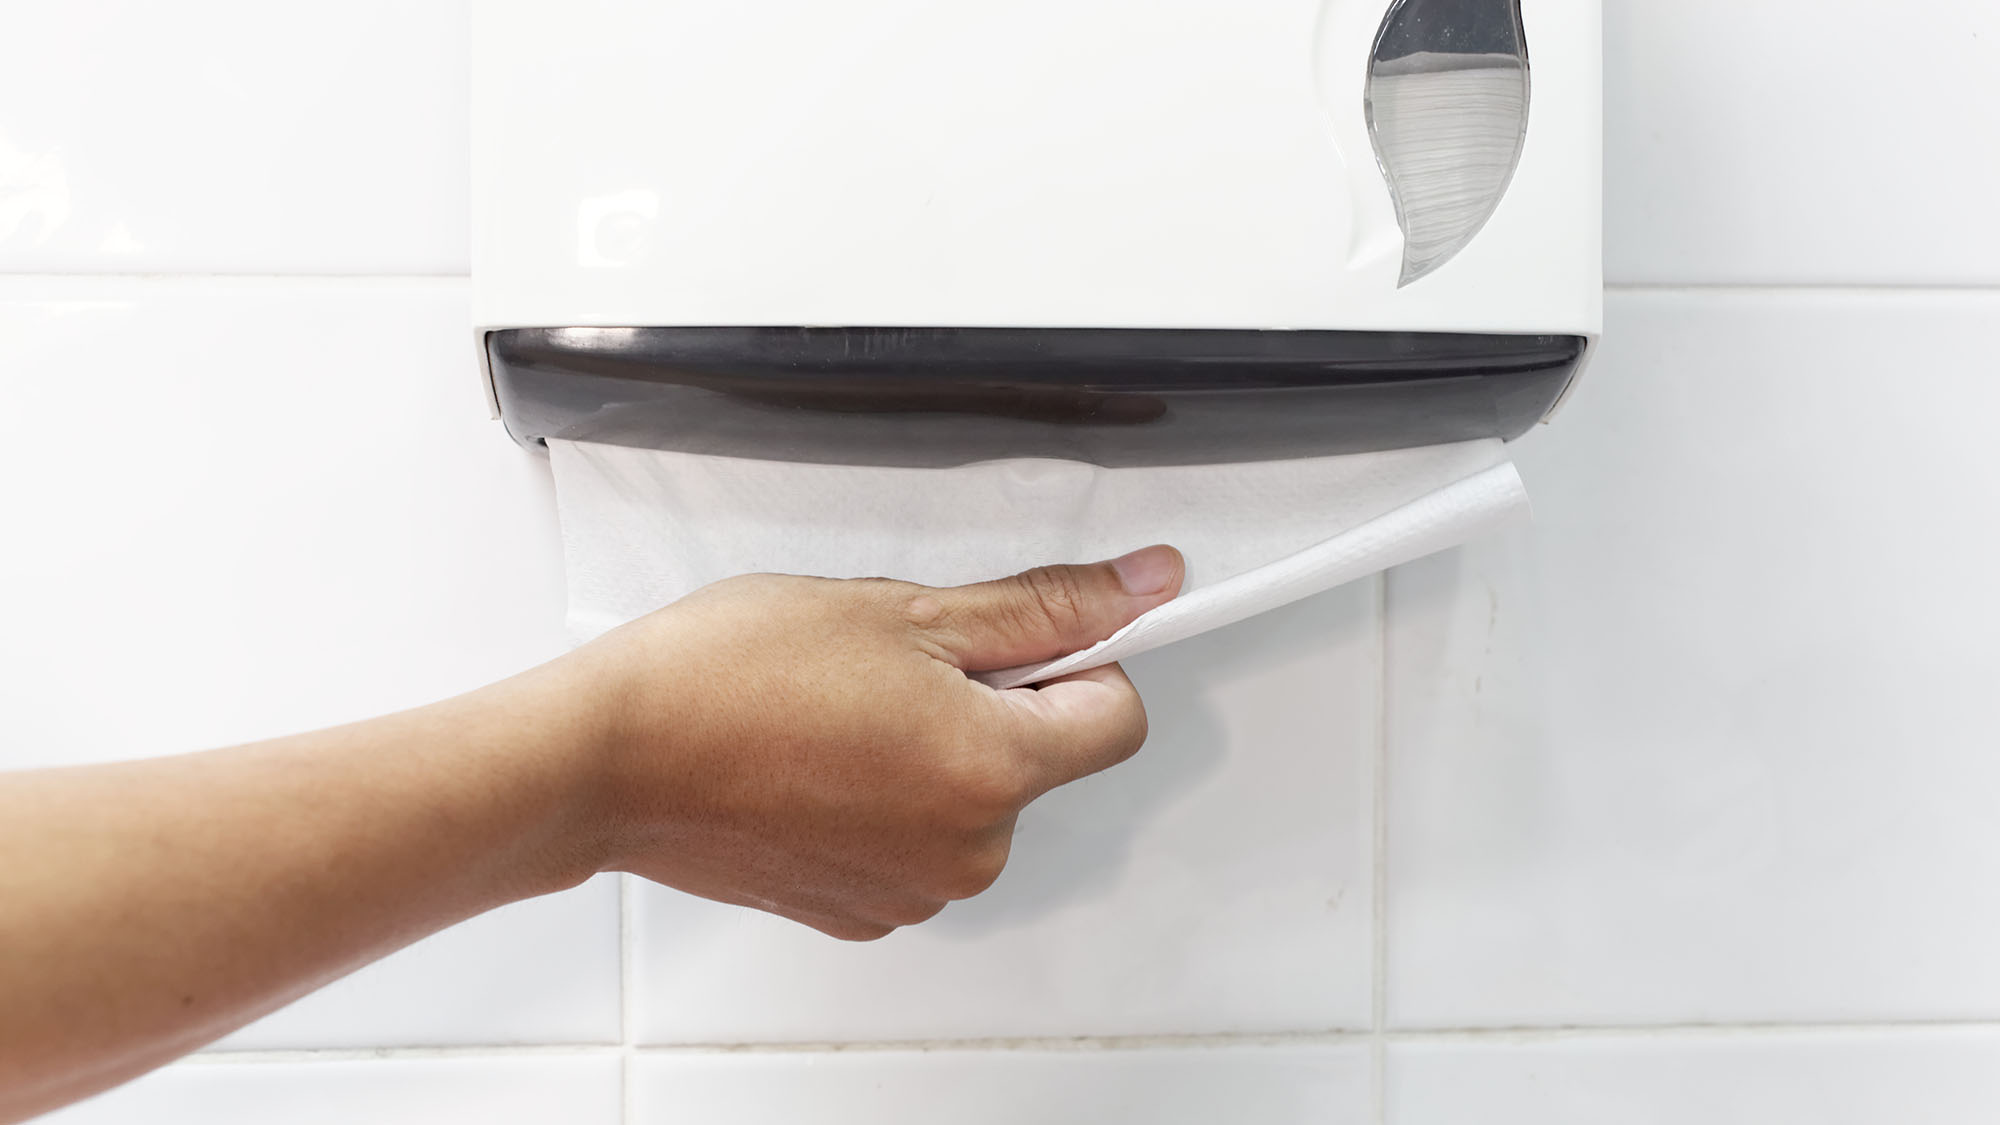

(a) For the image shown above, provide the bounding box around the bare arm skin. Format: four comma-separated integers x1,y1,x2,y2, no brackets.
0,546,1183,1123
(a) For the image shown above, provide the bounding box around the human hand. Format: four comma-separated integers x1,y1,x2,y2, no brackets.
0,542,1182,1115
559,545,1184,940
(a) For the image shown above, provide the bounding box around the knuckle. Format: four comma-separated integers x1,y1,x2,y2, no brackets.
947,752,1032,819
888,899,947,927
938,842,1012,901
1016,566,1091,638
837,577,908,618
900,591,947,629
823,919,896,943
849,575,918,606
1117,692,1149,761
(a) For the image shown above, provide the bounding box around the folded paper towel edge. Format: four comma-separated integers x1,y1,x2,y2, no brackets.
973,461,1529,690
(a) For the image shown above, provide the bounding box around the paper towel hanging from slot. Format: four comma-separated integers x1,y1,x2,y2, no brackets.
549,437,1526,688
469,0,1600,673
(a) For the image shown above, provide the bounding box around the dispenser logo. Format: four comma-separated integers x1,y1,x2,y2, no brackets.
576,189,660,269
1363,0,1532,286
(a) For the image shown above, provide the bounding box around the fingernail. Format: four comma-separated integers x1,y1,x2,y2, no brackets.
1108,545,1177,596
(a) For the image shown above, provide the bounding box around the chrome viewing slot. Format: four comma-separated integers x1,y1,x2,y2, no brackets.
1366,0,1533,286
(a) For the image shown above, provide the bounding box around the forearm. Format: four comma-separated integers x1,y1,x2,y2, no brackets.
0,662,610,1122
0,550,1176,1122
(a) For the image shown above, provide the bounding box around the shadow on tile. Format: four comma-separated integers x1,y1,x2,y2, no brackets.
1384,530,1562,896
928,587,1368,937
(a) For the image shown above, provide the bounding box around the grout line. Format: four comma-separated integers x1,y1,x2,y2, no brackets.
1370,571,1391,1125
182,1017,2000,1067
620,873,636,1043
619,1018,2000,1052
5,275,1994,296
0,272,470,283
620,873,638,1124
621,1051,635,1125
1605,281,2000,296
629,1032,1376,1054
186,1044,624,1064
1381,1018,2000,1043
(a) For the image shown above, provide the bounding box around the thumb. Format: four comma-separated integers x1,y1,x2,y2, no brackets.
998,662,1151,798
918,545,1183,672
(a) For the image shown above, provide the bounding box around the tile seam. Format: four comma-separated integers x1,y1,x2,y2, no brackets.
4,275,1997,296
186,1018,2000,1065
1605,282,2000,296
1371,571,1391,1125
0,272,471,283
621,873,638,1125
186,1044,625,1064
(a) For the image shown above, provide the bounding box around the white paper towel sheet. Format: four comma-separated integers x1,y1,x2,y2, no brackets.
548,438,1528,688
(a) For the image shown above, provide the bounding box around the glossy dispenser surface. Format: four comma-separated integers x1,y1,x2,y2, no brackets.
472,0,1602,466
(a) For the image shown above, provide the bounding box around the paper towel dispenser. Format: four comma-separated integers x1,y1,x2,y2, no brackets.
472,0,1602,465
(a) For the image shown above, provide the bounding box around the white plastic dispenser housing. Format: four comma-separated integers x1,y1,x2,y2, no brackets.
471,0,1603,465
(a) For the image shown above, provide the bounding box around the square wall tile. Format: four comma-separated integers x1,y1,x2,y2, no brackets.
635,1044,1370,1125
1385,291,2000,1028
41,1054,620,1125
1,2,469,274
1387,1030,2000,1125
633,587,1379,1042
1606,0,2000,284
0,277,614,1047
0,277,566,765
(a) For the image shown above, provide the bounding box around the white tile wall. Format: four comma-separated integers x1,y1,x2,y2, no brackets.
39,1054,621,1125
632,1045,1371,1125
0,278,567,763
0,279,620,1050
631,589,1378,1043
1384,291,2000,1030
0,1,470,275
1605,0,2000,285
7,0,2000,1121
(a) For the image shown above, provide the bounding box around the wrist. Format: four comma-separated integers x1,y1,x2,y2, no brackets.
447,654,634,899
